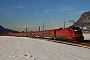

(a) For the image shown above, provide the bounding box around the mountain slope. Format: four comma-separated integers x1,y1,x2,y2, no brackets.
74,11,90,33
0,25,17,34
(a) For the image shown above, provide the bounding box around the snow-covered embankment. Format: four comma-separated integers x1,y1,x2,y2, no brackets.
0,35,90,60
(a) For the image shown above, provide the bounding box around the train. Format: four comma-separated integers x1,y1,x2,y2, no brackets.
8,26,84,42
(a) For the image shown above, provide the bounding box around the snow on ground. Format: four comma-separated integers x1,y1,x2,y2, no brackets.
83,34,90,40
0,34,90,60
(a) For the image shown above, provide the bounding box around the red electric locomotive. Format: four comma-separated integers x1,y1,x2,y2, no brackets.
55,26,84,42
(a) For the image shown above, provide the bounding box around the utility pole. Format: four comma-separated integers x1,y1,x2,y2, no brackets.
69,20,74,26
39,26,40,31
43,22,45,31
42,22,45,38
63,21,65,29
26,27,27,37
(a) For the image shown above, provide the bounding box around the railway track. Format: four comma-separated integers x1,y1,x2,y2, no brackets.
49,39,90,49
33,37,90,49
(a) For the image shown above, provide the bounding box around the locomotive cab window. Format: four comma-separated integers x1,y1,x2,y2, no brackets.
74,27,82,34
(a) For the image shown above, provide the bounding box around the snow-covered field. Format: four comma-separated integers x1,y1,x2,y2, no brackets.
0,34,90,60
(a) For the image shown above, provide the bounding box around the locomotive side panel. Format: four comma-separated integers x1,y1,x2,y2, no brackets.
56,29,73,40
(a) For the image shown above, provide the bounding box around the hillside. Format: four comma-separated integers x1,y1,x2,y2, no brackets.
74,11,90,33
0,25,17,34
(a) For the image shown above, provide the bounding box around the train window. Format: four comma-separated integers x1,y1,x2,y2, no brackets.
74,27,82,34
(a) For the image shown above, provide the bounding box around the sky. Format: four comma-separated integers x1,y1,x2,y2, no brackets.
0,0,90,31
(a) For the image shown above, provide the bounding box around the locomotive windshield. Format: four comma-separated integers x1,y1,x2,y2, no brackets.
74,27,82,34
